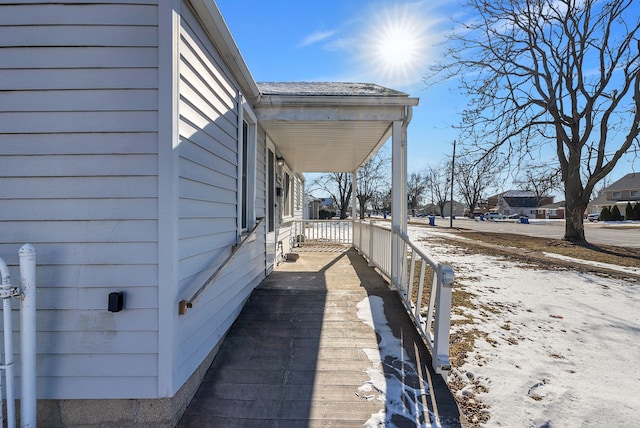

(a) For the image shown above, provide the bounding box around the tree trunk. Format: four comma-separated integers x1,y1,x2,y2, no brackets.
358,195,367,219
563,155,587,243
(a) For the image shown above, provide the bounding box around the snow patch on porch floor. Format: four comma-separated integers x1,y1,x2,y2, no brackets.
356,296,442,428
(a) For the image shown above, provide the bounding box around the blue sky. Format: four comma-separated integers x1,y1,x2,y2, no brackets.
216,0,638,192
216,0,460,172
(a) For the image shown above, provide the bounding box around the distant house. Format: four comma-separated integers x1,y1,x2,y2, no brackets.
419,200,465,217
589,173,640,215
489,190,554,217
305,194,323,219
1,1,418,425
536,201,565,219
319,197,336,209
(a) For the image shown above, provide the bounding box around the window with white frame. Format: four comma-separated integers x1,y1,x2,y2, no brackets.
283,171,293,218
240,103,257,231
612,191,621,199
631,190,639,198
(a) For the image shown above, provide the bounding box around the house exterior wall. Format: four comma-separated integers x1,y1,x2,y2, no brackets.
535,208,565,219
173,1,266,391
606,189,640,201
1,0,270,411
0,1,161,398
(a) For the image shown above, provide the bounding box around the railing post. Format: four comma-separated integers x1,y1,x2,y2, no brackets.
368,222,375,267
433,264,454,376
0,256,16,428
19,244,37,428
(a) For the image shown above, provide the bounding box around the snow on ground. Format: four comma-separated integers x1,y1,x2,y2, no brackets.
356,296,437,428
408,226,640,427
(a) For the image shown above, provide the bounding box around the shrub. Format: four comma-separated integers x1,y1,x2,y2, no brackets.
611,205,623,221
625,202,638,220
599,206,612,221
319,209,335,219
635,203,640,220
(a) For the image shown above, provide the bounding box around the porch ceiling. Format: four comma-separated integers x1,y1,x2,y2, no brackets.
254,82,419,173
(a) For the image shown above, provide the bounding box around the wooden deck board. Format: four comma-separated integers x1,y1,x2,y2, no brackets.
179,247,463,427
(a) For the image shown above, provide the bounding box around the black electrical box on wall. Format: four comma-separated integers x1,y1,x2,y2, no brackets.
108,291,124,312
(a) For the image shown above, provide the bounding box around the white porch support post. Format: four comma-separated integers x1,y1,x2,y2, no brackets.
391,119,407,288
352,169,357,247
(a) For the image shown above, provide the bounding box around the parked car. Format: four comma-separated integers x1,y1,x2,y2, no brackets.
587,213,599,222
486,212,507,220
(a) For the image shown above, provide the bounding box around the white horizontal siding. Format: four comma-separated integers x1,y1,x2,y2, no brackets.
174,1,267,389
0,1,161,400
0,47,157,69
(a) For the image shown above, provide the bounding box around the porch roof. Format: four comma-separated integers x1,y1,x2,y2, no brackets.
254,82,419,173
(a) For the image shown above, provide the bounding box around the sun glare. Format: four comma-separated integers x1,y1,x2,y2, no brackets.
376,26,420,68
360,5,437,86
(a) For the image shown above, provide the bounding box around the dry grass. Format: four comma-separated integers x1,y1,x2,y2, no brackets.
440,231,640,278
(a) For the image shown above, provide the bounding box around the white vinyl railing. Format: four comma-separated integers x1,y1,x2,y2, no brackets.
294,219,454,377
0,244,37,428
292,219,353,245
354,221,454,375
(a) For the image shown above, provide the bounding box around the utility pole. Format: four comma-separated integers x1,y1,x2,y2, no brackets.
450,139,456,228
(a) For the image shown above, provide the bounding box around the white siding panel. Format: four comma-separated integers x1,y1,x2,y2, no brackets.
0,154,157,176
178,217,237,240
2,220,157,243
0,177,158,199
0,199,157,221
37,377,158,400
38,310,158,332
179,119,236,164
39,331,157,354
0,3,157,25
0,69,158,90
0,25,157,47
255,125,267,218
179,12,236,104
175,1,270,390
0,47,157,69
179,178,236,205
0,243,157,265
0,89,158,112
34,265,157,288
179,157,236,193
0,111,157,133
177,237,265,374
179,99,237,151
0,132,157,155
37,353,158,377
35,286,157,310
0,0,161,400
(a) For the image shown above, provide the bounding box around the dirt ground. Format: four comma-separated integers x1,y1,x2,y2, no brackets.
419,230,640,426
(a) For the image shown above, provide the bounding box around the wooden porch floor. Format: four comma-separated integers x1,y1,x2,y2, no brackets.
178,246,464,427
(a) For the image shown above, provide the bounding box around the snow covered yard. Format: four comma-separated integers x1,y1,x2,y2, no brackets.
409,227,640,427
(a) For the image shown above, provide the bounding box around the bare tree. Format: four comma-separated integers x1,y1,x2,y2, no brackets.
457,153,496,217
407,172,430,216
310,173,352,219
515,165,562,205
427,164,451,218
356,152,390,219
430,0,640,243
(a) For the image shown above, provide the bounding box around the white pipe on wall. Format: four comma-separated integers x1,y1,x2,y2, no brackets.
19,244,36,428
0,256,16,428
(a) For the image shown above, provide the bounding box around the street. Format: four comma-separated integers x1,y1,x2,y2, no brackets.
407,216,640,248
